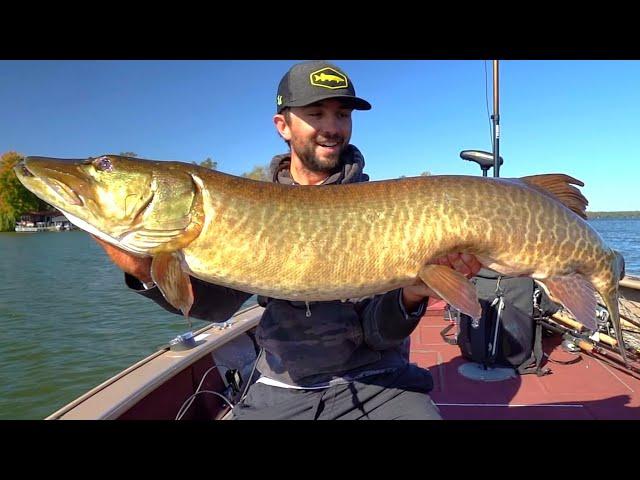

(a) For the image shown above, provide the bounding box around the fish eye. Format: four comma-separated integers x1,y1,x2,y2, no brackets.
94,156,113,172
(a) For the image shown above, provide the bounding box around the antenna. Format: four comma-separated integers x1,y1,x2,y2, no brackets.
492,60,501,177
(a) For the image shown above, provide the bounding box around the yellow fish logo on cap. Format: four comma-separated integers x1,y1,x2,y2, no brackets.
310,68,348,89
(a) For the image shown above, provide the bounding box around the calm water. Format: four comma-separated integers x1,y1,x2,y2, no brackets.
0,231,253,419
589,218,640,275
1,219,639,419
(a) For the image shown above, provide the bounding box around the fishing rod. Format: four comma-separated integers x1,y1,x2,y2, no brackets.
542,314,640,372
539,318,640,378
597,299,640,330
543,319,640,379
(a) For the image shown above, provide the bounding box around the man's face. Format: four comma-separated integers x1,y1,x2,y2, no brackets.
275,99,353,173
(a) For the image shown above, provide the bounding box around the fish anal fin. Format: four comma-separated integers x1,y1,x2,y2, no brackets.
520,174,588,219
418,264,481,319
151,252,194,318
536,274,597,331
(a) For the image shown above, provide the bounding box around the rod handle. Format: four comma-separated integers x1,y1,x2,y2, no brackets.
552,312,585,332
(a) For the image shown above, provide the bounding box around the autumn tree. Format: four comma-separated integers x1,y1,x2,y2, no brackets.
0,151,50,231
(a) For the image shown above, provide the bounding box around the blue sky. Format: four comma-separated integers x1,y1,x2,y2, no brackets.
1,60,639,211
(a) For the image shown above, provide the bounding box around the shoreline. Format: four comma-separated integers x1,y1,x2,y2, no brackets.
587,212,640,219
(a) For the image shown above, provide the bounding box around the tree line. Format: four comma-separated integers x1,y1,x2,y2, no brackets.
586,211,640,219
0,151,51,231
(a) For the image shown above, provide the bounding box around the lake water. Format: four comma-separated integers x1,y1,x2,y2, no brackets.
0,219,639,419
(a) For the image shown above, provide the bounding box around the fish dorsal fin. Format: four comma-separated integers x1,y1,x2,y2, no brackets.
520,174,588,219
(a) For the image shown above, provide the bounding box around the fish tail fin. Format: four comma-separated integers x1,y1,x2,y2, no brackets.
539,264,629,367
520,174,589,219
594,249,628,366
601,288,629,367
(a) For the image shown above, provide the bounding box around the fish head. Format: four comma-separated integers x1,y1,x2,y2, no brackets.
15,155,204,254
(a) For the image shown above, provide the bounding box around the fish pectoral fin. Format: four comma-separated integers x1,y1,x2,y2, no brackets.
150,252,194,318
418,264,481,319
536,274,597,331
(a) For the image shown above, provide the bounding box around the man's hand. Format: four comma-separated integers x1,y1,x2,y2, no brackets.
402,253,482,312
91,234,153,284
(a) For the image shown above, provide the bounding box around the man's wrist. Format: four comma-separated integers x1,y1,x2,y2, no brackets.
399,289,427,318
125,272,156,291
401,289,426,312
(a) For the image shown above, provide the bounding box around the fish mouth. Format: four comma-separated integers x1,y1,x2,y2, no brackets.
41,175,84,207
18,163,35,178
19,159,84,207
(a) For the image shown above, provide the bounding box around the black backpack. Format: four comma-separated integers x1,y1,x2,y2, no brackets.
443,269,561,376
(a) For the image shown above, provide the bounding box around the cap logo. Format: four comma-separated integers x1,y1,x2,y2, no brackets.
310,67,348,90
277,95,283,106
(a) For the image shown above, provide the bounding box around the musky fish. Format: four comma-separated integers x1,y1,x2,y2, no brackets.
14,155,629,364
313,73,345,84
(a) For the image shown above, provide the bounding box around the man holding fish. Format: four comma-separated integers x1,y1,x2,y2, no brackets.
19,60,625,419
96,60,482,419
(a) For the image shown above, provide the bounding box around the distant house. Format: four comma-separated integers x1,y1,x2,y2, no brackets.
15,210,74,232
51,215,73,230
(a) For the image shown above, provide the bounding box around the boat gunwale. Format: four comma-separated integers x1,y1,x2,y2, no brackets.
46,303,264,420
620,274,640,290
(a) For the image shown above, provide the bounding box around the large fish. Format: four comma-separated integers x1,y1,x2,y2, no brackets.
14,155,628,364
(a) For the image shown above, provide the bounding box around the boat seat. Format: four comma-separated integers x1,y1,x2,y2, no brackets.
460,150,503,174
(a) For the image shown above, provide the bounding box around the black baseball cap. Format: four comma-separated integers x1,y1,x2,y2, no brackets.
276,60,372,113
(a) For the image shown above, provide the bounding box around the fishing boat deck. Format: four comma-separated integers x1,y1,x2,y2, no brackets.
412,299,640,420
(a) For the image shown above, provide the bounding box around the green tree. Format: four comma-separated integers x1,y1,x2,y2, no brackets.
119,152,138,157
241,164,271,182
197,157,218,170
399,172,430,179
0,151,50,231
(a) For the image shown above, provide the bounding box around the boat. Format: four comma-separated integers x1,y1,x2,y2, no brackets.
45,276,640,420
45,61,640,420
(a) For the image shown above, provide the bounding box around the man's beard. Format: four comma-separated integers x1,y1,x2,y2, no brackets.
292,139,345,174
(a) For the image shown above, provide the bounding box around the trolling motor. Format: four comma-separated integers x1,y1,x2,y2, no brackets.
455,60,516,382
461,60,503,178
460,150,503,177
